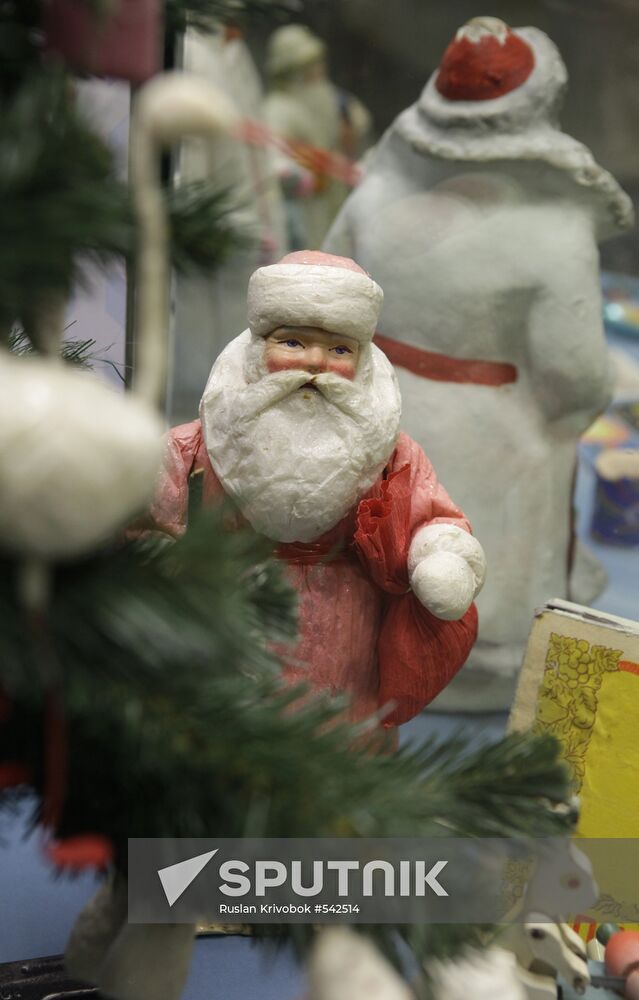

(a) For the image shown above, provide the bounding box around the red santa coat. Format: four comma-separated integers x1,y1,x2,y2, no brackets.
149,420,478,730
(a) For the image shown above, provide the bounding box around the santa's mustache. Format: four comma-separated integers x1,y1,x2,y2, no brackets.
238,368,367,420
312,372,370,419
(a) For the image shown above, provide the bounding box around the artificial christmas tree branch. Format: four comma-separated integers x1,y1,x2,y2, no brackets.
0,511,574,969
0,70,242,345
0,1,582,993
9,325,102,368
165,0,300,34
0,6,244,344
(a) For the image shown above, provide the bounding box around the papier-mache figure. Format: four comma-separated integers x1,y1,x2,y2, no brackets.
150,251,486,733
264,25,372,249
325,17,634,712
170,22,288,422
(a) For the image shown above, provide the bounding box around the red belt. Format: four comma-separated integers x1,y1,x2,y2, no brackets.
373,333,518,387
274,541,351,566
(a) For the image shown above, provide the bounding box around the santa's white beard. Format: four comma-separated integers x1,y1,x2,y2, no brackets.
200,332,401,543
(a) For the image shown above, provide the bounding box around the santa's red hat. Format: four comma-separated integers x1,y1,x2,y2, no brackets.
247,251,383,343
436,16,535,102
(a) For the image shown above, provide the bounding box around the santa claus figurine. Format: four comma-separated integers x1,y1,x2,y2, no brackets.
325,17,634,712
149,251,486,734
263,25,372,250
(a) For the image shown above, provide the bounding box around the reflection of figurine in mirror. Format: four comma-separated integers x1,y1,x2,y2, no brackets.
170,20,288,423
325,17,634,713
150,251,486,734
264,25,372,249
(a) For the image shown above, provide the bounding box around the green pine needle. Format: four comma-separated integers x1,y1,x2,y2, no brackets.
0,70,131,335
0,514,573,852
0,0,577,973
0,511,573,966
0,72,246,342
9,325,100,368
168,182,248,273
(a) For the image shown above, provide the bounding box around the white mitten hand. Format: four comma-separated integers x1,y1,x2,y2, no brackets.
410,551,475,620
408,524,486,621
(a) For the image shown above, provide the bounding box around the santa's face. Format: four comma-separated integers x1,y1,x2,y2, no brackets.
264,326,359,381
200,330,401,544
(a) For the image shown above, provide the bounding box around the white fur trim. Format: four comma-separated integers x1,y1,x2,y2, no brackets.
408,523,487,594
417,27,567,137
393,26,633,236
247,263,383,342
456,18,509,45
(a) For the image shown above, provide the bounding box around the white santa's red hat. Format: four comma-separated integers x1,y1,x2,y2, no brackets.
436,17,535,102
391,17,633,249
247,251,383,343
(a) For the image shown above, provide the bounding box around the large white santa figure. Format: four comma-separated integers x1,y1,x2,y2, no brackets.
149,251,486,734
324,17,634,712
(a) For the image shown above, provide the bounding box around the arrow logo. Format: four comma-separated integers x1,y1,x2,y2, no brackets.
158,849,218,906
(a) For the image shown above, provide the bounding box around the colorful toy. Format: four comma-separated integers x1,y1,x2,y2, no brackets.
150,250,487,732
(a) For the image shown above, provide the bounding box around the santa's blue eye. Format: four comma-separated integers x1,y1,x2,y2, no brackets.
333,345,352,355
281,338,302,348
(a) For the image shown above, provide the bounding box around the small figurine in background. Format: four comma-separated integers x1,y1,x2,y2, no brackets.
325,16,634,713
264,25,372,249
171,19,288,423
150,251,486,734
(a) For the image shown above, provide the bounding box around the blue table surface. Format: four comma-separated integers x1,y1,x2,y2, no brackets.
2,309,638,1000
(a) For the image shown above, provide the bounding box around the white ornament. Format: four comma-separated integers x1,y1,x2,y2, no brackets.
428,946,526,1000
62,71,238,1000
502,917,590,1000
0,73,237,563
499,842,595,999
65,877,195,1000
130,72,239,409
0,351,164,558
307,927,413,1000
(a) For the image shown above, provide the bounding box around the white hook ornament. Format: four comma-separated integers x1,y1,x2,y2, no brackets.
0,73,237,563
